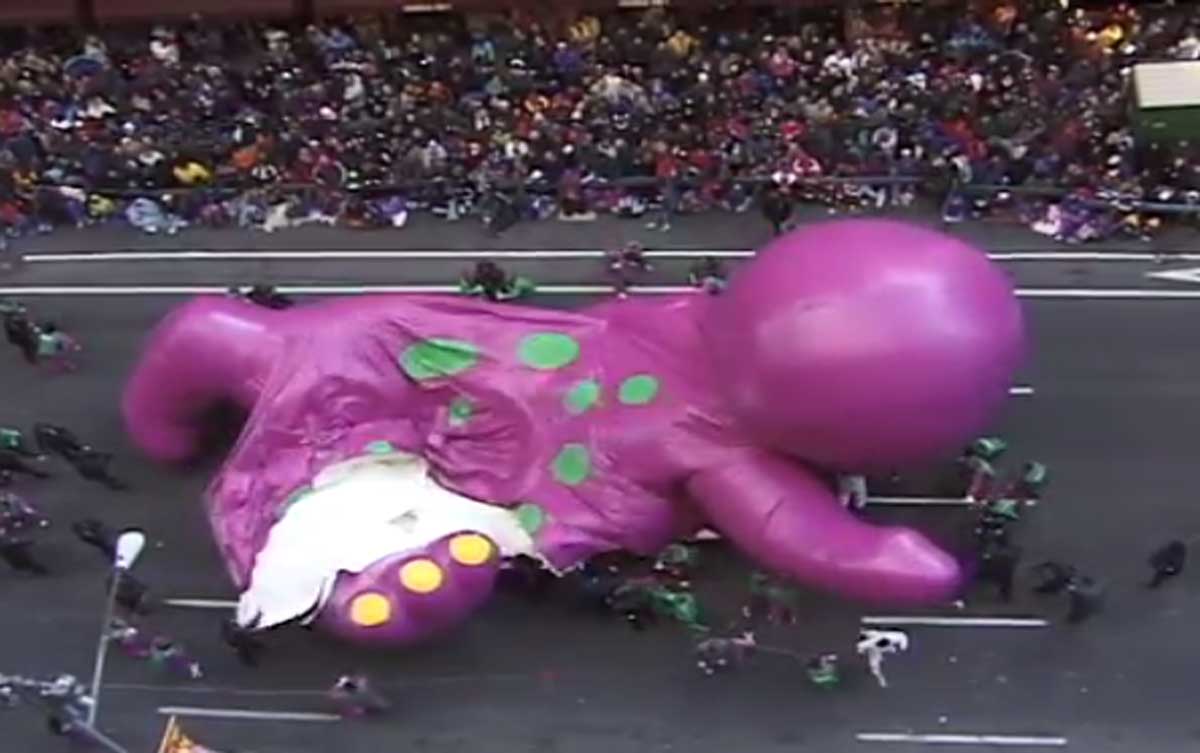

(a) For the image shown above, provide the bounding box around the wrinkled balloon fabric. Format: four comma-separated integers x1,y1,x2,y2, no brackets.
123,220,1026,645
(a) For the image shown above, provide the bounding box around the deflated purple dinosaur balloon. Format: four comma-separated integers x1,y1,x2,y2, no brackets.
123,220,1025,646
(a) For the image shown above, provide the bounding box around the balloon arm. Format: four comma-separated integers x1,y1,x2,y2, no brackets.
685,453,963,603
122,297,286,462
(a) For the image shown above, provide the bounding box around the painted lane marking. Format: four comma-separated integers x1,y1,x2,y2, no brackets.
856,732,1067,746
0,284,1197,298
0,285,462,295
21,249,1200,263
23,249,752,262
114,683,327,696
164,598,236,609
993,251,1199,262
112,672,531,695
860,616,1049,628
1146,266,1200,284
156,706,339,722
173,602,1052,627
1017,287,1200,299
867,497,972,506
693,496,973,541
0,285,237,295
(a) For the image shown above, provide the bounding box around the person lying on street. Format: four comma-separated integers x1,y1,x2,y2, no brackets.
329,673,389,717
1148,540,1186,588
33,426,128,490
35,323,81,372
0,426,42,458
4,309,38,365
32,423,87,460
688,257,728,294
0,450,49,480
0,491,50,575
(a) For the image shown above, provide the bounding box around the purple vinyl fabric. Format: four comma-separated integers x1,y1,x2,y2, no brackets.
123,220,1026,645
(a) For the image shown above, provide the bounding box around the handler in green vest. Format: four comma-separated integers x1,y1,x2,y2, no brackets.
987,459,1049,510
969,436,1008,461
649,587,706,633
610,577,707,633
0,427,40,458
806,653,840,688
1014,460,1048,502
744,571,802,625
653,543,699,582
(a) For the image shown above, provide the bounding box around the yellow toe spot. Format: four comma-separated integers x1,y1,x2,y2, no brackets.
450,533,494,566
349,593,391,627
399,559,444,594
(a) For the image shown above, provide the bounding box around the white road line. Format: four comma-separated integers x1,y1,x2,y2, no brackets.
1018,287,1200,299
860,616,1049,628
21,249,1200,263
856,732,1067,747
113,683,327,696
114,671,532,695
1009,385,1034,396
992,251,1199,262
692,495,972,540
695,495,978,542
867,497,972,506
856,732,1067,746
0,285,465,295
22,249,754,262
156,706,340,722
164,598,236,609
0,285,236,295
0,284,1196,298
0,284,640,295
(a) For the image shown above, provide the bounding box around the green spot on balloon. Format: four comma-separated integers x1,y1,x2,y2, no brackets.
552,443,591,486
563,379,601,415
618,374,660,405
448,397,474,427
514,503,547,535
364,440,396,455
400,339,479,381
519,333,581,370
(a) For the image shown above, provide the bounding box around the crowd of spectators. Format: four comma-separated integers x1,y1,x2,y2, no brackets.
1,1,1200,241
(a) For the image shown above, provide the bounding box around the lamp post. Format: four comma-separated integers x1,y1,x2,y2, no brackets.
86,529,145,726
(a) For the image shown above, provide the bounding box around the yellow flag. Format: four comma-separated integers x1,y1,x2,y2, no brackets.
157,716,220,753
157,716,184,753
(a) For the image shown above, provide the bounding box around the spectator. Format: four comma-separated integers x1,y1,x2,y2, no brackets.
0,4,1190,241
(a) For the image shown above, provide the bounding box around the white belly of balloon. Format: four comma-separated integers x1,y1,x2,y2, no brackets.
236,452,536,644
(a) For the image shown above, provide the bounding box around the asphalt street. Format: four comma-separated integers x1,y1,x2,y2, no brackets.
6,254,1200,292
0,213,1197,753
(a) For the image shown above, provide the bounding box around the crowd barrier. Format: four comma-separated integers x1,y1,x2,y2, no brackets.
0,0,921,27
963,183,1200,216
0,0,77,26
28,173,1200,230
93,0,295,22
33,172,923,199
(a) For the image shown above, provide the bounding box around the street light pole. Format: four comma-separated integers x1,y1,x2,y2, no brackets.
86,570,121,726
86,530,145,727
73,719,132,753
